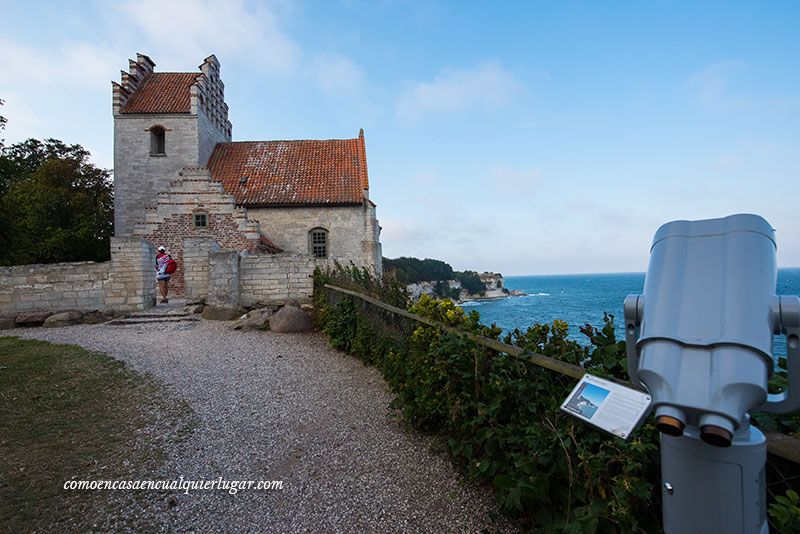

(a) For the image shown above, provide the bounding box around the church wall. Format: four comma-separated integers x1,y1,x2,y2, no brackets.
247,204,380,273
113,114,199,236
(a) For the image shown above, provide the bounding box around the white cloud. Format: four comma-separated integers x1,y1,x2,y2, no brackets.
685,60,750,110
396,62,521,123
116,0,301,73
490,167,540,189
0,39,118,90
308,53,366,97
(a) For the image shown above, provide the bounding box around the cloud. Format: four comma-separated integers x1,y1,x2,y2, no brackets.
308,53,367,97
490,167,540,189
116,0,301,73
0,39,118,90
396,62,521,123
685,60,750,110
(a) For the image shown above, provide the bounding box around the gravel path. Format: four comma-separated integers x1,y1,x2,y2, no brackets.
9,320,509,533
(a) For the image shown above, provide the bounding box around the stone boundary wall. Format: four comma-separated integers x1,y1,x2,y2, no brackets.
0,237,156,317
237,254,329,308
0,261,109,313
183,237,221,303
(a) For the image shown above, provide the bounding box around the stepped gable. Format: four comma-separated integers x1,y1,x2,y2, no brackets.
112,53,232,138
207,129,370,207
120,72,198,114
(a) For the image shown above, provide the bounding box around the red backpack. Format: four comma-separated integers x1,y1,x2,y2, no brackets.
165,257,178,275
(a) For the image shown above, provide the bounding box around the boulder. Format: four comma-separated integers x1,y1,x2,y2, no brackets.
43,310,84,327
184,304,204,315
83,309,116,324
15,311,53,327
0,316,16,330
232,307,273,331
268,305,313,333
201,305,245,321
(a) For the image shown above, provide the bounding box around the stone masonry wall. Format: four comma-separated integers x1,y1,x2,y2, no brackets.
183,238,221,303
248,204,381,273
238,253,326,308
0,237,156,316
207,251,241,307
0,262,109,313
106,237,157,312
113,114,200,236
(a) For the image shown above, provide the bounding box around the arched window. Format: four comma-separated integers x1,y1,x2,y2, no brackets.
309,228,328,258
150,126,166,156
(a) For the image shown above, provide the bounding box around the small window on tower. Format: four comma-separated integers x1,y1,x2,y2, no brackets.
150,126,166,156
194,212,208,228
309,228,328,258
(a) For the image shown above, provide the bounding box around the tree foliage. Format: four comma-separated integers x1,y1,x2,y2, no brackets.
383,256,455,284
0,138,113,266
454,270,485,296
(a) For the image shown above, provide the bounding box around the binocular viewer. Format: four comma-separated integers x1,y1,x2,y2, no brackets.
625,214,800,447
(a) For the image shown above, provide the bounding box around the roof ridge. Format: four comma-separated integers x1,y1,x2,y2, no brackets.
219,138,359,144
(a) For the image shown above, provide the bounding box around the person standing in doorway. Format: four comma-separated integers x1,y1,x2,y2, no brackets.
155,245,173,304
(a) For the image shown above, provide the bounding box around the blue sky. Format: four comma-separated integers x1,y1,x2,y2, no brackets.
1,1,798,275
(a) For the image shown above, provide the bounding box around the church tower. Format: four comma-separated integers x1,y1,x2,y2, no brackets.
111,53,232,235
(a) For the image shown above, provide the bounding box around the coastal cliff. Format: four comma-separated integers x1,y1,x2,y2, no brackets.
406,272,525,303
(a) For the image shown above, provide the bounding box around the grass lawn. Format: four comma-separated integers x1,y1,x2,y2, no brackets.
0,336,194,532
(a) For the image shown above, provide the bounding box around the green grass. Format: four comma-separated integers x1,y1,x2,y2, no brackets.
0,336,194,532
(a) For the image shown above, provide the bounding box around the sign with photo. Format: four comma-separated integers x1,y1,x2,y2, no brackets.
560,374,652,440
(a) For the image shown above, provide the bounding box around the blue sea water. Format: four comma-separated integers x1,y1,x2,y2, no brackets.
461,268,800,357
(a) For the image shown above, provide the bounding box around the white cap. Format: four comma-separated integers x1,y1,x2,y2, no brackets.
158,245,166,252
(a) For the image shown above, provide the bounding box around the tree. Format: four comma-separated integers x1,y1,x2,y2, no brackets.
455,270,486,296
0,138,113,265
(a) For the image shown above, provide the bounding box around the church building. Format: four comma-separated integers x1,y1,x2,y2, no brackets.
112,53,382,294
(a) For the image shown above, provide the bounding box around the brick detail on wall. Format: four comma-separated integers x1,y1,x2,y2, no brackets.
134,167,263,295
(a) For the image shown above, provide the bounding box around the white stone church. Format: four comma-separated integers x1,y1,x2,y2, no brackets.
112,53,382,295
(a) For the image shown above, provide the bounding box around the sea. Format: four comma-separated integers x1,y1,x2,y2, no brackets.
460,268,800,358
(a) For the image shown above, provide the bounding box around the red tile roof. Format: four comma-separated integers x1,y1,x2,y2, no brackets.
120,72,198,114
258,233,283,253
207,136,369,206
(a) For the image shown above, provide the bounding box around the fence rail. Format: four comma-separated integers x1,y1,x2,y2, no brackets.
324,284,800,465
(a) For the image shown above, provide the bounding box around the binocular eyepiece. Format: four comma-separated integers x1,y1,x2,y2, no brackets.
655,414,732,447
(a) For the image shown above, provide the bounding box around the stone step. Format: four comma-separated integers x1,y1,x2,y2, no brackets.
126,312,191,319
108,316,200,325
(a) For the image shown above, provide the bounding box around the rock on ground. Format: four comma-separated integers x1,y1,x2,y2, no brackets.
268,305,313,333
8,321,512,533
15,310,52,327
43,310,84,327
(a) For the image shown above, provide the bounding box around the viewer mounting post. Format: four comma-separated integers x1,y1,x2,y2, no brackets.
624,213,800,533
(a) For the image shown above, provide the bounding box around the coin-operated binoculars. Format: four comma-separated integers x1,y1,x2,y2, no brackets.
625,214,800,534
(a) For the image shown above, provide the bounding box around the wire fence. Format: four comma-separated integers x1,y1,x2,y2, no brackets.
323,283,800,529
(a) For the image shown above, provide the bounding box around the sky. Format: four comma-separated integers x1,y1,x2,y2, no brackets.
1,0,799,275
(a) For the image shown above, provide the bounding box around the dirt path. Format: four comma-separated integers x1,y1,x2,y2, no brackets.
11,320,508,533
